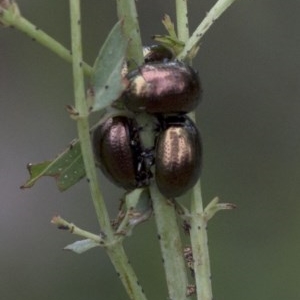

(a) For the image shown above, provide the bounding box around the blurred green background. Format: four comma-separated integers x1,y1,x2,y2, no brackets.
1,0,300,299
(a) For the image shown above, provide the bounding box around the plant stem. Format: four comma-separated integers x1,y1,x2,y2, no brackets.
69,2,147,299
51,215,104,243
116,0,143,68
190,180,213,300
175,1,239,299
0,2,92,76
106,245,148,300
178,0,238,60
175,0,189,42
69,0,112,236
176,1,210,295
150,183,189,300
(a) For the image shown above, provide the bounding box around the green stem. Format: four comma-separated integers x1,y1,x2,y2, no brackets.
178,2,238,299
69,2,147,300
190,180,213,300
116,0,143,68
0,2,92,76
69,0,112,236
107,245,147,300
175,0,189,42
150,183,189,300
178,0,238,60
51,215,104,243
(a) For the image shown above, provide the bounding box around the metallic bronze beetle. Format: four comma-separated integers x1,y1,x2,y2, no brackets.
92,116,151,190
124,61,202,114
143,45,173,63
155,115,202,198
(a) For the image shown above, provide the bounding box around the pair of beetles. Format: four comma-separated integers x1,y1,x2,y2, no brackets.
92,45,203,199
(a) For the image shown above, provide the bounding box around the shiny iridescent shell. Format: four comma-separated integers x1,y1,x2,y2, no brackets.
92,116,150,190
155,115,202,198
124,61,202,114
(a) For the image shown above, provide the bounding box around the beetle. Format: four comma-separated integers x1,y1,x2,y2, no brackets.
92,116,151,190
121,45,173,78
123,61,202,114
143,44,173,63
155,115,202,198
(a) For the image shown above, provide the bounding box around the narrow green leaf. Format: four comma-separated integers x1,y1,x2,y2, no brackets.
162,14,178,40
21,139,86,191
91,21,128,112
64,239,100,254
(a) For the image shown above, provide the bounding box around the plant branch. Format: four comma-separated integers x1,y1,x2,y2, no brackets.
176,2,239,299
204,197,237,221
0,2,92,76
51,215,104,243
175,0,189,42
106,246,148,300
116,0,143,68
69,2,148,299
178,0,238,60
190,180,213,300
69,0,112,236
150,183,189,300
